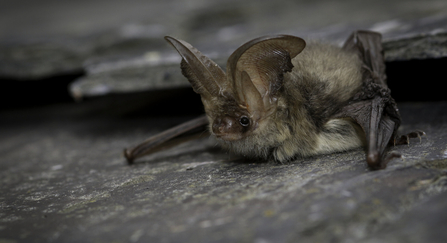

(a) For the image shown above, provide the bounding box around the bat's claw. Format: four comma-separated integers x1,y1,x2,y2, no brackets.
394,130,426,146
123,148,134,165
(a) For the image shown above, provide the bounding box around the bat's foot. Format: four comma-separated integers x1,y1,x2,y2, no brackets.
394,130,426,146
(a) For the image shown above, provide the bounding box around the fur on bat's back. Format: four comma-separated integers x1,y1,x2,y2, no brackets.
218,42,366,161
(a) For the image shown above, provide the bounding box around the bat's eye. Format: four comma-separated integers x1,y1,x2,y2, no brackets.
239,116,250,127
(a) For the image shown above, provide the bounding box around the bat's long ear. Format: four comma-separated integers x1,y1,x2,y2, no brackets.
164,36,226,102
226,35,306,117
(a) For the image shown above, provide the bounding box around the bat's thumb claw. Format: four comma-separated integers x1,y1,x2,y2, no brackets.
123,149,134,165
367,152,380,168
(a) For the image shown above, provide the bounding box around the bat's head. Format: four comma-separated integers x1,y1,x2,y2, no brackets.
165,35,305,154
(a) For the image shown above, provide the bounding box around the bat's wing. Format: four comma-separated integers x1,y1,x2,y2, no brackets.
124,115,208,164
334,31,402,169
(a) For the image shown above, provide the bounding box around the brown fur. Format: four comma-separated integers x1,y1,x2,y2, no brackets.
166,36,367,162
217,42,366,161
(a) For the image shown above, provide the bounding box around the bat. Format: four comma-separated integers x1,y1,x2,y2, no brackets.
124,30,424,169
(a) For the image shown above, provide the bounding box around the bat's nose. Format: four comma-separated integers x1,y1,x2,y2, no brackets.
211,116,244,141
212,116,234,134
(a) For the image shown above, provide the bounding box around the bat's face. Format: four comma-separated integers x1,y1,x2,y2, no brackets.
165,35,306,150
192,84,261,142
210,105,253,141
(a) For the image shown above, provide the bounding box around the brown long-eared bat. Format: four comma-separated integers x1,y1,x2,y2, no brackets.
124,30,424,169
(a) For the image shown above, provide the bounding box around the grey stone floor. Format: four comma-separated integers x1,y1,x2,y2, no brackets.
1,0,447,242
1,92,447,243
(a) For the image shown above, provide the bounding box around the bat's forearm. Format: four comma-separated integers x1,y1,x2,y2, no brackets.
124,115,208,164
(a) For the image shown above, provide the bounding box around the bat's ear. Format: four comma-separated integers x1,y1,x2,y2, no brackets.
227,35,306,115
164,36,226,101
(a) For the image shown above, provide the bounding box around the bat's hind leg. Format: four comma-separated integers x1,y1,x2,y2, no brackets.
393,130,426,146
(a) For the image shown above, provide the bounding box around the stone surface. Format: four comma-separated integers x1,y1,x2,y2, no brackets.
1,1,447,242
1,95,446,242
68,8,447,98
1,0,447,96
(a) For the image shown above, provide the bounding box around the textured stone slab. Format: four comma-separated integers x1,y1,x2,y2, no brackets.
69,13,447,99
0,97,446,242
1,0,447,96
0,39,86,79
